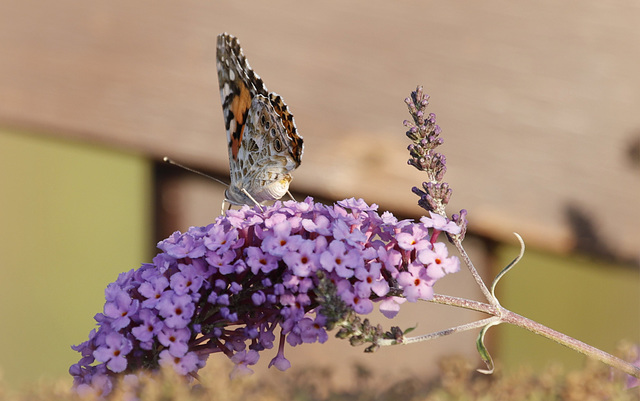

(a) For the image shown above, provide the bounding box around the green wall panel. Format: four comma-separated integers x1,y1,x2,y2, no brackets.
0,130,152,388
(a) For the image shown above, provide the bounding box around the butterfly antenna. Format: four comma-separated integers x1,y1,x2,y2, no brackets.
163,157,230,187
163,158,266,213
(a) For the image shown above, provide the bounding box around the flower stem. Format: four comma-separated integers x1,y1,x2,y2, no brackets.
382,317,500,346
500,308,640,378
451,238,499,307
426,293,640,378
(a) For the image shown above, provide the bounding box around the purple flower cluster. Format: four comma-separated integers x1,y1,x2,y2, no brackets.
70,197,460,397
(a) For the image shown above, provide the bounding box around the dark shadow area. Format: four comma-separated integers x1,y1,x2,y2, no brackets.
626,133,640,170
564,203,638,266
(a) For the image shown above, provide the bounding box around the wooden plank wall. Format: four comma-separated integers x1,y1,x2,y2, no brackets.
1,1,638,261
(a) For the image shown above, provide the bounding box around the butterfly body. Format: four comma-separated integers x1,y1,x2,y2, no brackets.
216,33,303,206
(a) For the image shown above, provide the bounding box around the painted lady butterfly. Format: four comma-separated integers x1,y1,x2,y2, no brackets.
216,33,304,206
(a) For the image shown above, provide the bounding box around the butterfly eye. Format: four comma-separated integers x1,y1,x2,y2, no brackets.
274,138,282,152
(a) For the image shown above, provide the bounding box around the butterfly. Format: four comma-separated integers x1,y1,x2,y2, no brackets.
216,33,304,206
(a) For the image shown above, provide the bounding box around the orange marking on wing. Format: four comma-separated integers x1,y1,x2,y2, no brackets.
229,83,253,159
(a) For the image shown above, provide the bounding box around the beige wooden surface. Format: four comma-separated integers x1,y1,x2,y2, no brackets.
1,1,638,260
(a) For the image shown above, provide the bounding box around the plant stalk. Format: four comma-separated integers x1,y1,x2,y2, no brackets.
428,293,640,378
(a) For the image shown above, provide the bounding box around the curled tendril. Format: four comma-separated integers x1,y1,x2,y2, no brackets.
476,319,502,374
489,233,525,307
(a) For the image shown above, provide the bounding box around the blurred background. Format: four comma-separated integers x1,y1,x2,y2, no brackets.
0,0,638,391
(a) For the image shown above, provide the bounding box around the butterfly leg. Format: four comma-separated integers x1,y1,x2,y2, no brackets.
241,188,264,212
220,199,228,216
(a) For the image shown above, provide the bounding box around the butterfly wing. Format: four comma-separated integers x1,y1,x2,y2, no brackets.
216,33,303,205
